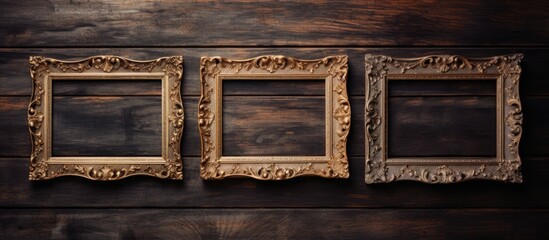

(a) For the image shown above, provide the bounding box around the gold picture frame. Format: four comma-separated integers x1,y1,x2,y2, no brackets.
28,55,184,180
365,54,523,183
199,55,350,180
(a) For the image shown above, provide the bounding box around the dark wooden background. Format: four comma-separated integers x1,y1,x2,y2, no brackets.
1,1,549,239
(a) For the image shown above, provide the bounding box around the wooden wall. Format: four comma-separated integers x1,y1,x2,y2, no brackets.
1,1,549,239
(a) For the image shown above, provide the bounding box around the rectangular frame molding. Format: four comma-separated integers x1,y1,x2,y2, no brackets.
199,55,350,180
28,55,184,180
364,54,523,183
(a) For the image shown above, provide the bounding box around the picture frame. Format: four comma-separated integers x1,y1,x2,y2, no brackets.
199,55,350,180
365,54,523,183
28,55,184,180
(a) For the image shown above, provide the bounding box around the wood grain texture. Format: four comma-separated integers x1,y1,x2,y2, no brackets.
52,80,162,96
52,96,162,156
2,95,549,158
222,96,325,156
223,79,325,96
1,1,548,47
1,1,548,238
388,96,497,157
0,96,199,158
388,80,496,97
1,209,549,239
1,48,547,96
1,157,549,208
0,97,28,157
522,96,549,157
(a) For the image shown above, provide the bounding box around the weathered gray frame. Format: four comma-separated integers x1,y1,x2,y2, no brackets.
365,54,523,183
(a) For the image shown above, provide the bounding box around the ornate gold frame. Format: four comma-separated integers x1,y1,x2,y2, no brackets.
199,55,350,180
28,55,184,180
365,54,523,183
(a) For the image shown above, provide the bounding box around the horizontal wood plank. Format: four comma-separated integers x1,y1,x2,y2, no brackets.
1,1,548,236
388,96,497,157
388,79,497,97
222,96,326,156
52,96,162,156
0,96,201,158
1,209,549,239
1,1,548,47
223,79,326,96
2,95,549,158
0,156,548,208
52,80,163,96
0,97,30,156
1,48,547,96
521,96,549,157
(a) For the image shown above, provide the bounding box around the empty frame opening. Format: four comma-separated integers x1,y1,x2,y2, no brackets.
221,79,326,156
51,80,162,156
387,80,497,158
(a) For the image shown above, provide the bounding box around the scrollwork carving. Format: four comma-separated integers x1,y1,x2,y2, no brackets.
199,55,350,180
365,54,523,183
390,165,487,184
28,55,183,180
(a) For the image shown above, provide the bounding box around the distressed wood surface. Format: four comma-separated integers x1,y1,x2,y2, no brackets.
2,209,549,240
388,80,497,96
52,96,162,156
1,1,549,237
52,80,163,96
2,95,549,158
1,48,548,96
388,96,497,157
1,1,548,47
1,156,549,208
222,96,326,156
223,79,326,96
